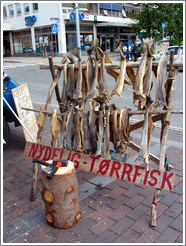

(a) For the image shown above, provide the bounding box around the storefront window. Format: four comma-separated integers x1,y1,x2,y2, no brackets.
89,3,93,14
13,37,22,53
111,10,114,16
8,4,14,17
94,3,98,14
24,3,29,13
3,6,7,18
15,3,21,15
32,3,38,11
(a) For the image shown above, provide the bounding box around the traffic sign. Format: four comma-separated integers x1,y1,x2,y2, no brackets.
51,24,58,34
162,23,166,28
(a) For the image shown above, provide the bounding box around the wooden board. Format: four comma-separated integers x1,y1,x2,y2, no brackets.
12,83,38,142
24,142,175,191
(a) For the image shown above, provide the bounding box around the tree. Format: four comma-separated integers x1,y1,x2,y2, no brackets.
130,3,183,45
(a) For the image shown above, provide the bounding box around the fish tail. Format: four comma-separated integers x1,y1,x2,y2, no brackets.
143,38,153,53
159,42,169,55
70,47,81,60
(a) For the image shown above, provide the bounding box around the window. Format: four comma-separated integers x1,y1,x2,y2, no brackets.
24,3,29,13
3,6,7,18
118,11,121,17
8,4,14,17
89,3,93,14
32,3,38,11
94,3,98,14
111,10,114,16
15,3,21,15
115,11,118,17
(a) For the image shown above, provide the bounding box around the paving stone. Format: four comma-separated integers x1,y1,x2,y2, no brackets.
107,195,129,209
127,204,150,221
108,205,132,221
155,227,181,243
118,180,134,189
71,230,97,243
30,232,55,243
138,186,155,197
93,229,118,243
89,217,116,236
79,197,96,210
172,182,183,195
174,175,183,186
29,222,53,238
3,215,12,226
164,202,183,218
113,228,140,243
11,233,35,243
3,219,30,243
176,194,183,204
160,192,180,206
69,217,96,236
88,187,110,200
123,185,143,198
110,216,135,235
175,232,183,243
130,214,151,234
125,194,146,208
52,230,77,243
152,214,174,233
134,228,160,243
107,186,126,199
89,205,114,222
88,196,112,211
81,206,95,219
169,213,183,232
104,179,123,190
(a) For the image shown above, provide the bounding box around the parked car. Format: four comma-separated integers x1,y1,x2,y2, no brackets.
3,72,20,147
138,45,183,71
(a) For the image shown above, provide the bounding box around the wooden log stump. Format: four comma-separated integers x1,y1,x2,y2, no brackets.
40,160,81,229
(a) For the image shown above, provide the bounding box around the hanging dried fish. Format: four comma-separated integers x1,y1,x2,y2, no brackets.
81,112,92,154
71,47,83,99
55,111,67,149
95,103,104,157
102,105,111,159
89,108,97,154
129,38,153,109
73,112,82,153
66,104,75,151
67,64,75,99
98,52,110,102
86,45,95,91
60,63,68,109
134,106,150,171
111,43,127,99
153,43,169,108
110,104,120,151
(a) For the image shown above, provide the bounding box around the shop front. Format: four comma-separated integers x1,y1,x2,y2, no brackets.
66,24,93,52
97,27,118,52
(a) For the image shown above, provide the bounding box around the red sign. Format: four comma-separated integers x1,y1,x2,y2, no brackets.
24,142,175,191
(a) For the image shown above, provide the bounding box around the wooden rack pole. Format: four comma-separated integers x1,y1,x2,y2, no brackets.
151,49,182,226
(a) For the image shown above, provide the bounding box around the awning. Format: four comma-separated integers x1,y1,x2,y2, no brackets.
3,23,13,31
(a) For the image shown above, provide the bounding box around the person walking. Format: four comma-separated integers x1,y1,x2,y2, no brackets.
132,41,138,61
42,41,47,58
138,46,141,58
101,41,106,52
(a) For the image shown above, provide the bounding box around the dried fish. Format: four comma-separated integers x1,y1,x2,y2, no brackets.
67,64,75,98
111,104,120,151
61,63,68,107
55,112,67,149
129,38,153,109
73,112,82,153
102,105,111,159
71,47,83,99
111,43,127,99
82,113,92,154
98,52,110,101
66,104,75,151
153,43,169,108
95,104,104,157
134,107,150,171
86,46,95,91
89,108,97,154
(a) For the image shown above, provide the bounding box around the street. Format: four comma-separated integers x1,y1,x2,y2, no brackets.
3,56,183,129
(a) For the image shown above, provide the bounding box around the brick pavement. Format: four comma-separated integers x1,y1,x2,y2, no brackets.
3,108,183,244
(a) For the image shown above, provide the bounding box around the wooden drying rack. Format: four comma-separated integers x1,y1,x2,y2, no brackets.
24,47,183,227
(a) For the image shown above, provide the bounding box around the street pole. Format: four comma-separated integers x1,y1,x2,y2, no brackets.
163,27,164,40
74,3,81,56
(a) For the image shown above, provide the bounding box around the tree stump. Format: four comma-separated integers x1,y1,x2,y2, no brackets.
40,160,81,229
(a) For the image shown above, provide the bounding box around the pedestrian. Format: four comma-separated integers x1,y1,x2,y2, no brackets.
138,46,141,58
132,41,138,61
101,41,106,52
50,41,54,57
42,41,47,58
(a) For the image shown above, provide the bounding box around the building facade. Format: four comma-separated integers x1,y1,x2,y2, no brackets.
3,2,139,56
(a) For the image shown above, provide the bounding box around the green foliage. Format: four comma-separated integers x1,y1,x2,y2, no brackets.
130,3,183,45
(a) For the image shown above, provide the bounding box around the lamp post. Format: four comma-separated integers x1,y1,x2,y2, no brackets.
74,3,81,55
162,23,166,40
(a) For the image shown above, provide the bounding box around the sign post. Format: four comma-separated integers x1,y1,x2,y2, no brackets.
162,23,166,40
51,24,58,35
